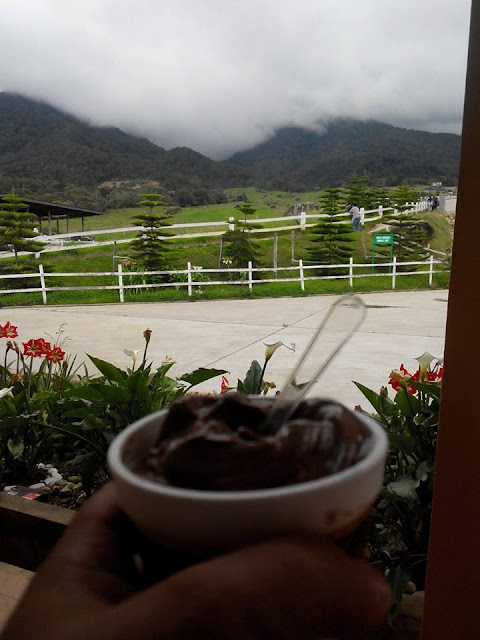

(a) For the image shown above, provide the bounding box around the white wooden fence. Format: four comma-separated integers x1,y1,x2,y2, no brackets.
0,256,448,304
35,201,429,245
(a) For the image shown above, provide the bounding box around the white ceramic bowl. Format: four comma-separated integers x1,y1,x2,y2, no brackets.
107,403,388,554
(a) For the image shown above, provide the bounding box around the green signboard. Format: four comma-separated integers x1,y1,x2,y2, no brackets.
373,233,394,246
372,233,394,273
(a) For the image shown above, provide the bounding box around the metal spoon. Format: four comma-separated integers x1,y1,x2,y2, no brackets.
260,294,366,434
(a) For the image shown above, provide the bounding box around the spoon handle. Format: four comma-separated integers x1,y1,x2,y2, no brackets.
261,295,366,433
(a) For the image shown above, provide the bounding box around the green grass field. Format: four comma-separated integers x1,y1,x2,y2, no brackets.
1,188,452,307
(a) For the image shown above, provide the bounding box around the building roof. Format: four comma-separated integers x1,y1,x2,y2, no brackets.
0,196,102,219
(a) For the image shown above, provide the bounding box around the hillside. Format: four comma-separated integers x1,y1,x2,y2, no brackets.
225,119,461,189
0,93,251,195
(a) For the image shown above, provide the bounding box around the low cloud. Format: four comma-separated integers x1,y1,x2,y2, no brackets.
0,0,471,159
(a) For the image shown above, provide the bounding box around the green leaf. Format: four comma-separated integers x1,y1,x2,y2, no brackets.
89,383,131,405
353,382,396,419
242,360,263,395
388,475,419,501
394,390,422,418
416,460,431,482
7,437,24,460
179,367,227,388
236,379,248,394
389,433,416,453
87,355,127,384
387,566,412,625
409,380,442,399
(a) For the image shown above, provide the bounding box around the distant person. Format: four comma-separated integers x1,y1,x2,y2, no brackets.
433,196,440,210
427,195,434,211
349,203,361,231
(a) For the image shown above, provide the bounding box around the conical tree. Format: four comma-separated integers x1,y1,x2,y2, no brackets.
223,203,262,270
344,175,371,209
308,188,355,272
0,191,44,265
129,193,172,274
383,183,431,267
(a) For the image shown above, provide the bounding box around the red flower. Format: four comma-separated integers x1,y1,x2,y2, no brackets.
0,322,18,339
220,375,230,395
23,338,50,358
45,346,65,363
388,364,418,394
34,338,51,354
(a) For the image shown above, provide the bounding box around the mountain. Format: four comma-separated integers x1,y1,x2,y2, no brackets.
0,93,251,194
225,119,461,189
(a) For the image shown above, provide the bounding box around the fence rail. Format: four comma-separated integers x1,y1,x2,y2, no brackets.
0,256,449,304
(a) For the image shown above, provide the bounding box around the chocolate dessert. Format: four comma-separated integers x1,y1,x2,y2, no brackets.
126,393,372,491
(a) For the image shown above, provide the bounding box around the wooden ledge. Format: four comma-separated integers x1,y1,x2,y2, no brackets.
0,495,74,571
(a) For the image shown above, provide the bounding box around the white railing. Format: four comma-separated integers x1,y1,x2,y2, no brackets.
0,255,448,304
36,201,428,243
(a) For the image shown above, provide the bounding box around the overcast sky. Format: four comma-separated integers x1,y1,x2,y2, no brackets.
0,0,472,159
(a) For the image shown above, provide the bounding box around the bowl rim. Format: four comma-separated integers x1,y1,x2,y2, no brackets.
107,402,388,502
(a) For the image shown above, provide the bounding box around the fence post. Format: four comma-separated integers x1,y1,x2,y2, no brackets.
392,256,397,290
187,262,193,297
360,207,365,226
38,264,47,305
248,261,253,292
299,259,305,291
300,209,306,230
378,204,383,219
273,233,278,279
349,257,353,288
228,217,235,231
117,263,124,302
429,254,434,287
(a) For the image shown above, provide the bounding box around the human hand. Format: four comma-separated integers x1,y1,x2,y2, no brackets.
3,484,391,640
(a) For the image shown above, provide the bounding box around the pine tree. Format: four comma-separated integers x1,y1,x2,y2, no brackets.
308,188,355,272
223,203,262,270
383,183,430,268
129,193,172,274
344,175,371,209
0,191,44,265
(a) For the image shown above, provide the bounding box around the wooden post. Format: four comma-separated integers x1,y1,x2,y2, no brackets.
422,4,480,637
248,261,253,292
228,217,235,231
48,212,52,235
38,264,47,305
187,262,193,297
429,254,434,287
218,237,224,268
378,204,383,219
291,230,295,262
66,214,70,234
113,241,117,271
349,256,353,288
117,264,124,303
273,233,278,279
81,216,85,232
391,255,396,289
299,259,305,291
300,209,306,230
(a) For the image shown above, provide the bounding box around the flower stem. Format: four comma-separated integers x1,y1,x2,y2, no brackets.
257,359,268,394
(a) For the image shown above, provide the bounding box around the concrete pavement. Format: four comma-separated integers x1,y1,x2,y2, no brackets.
1,290,448,409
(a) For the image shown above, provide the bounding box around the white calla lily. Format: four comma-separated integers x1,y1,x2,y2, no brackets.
264,341,296,362
0,387,14,399
415,352,436,378
123,349,141,366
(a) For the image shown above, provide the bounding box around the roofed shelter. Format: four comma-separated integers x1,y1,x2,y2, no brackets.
0,196,102,235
